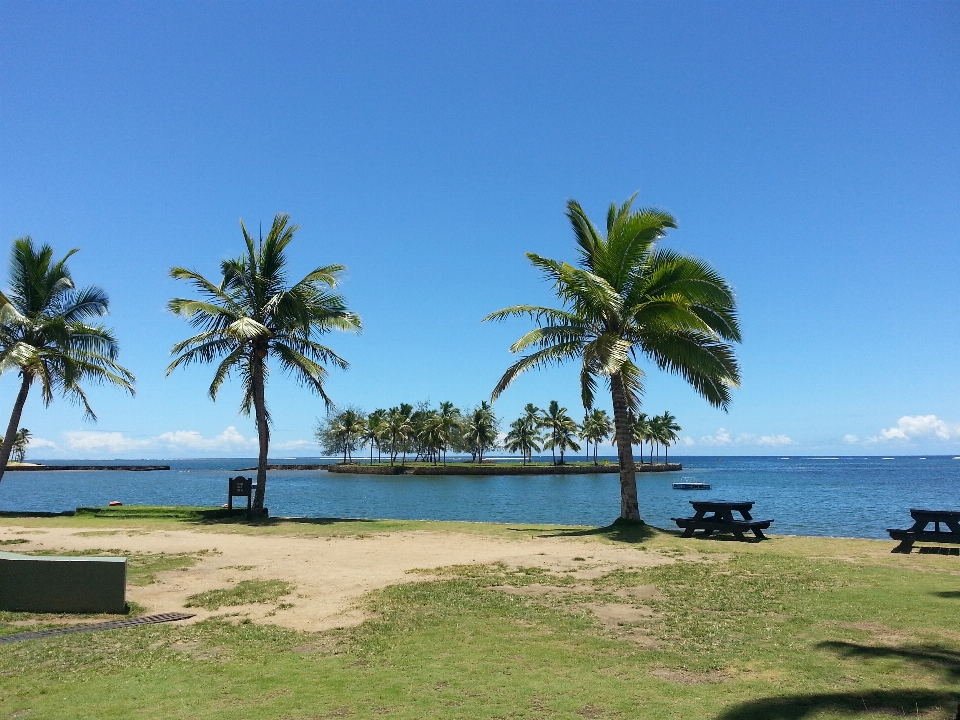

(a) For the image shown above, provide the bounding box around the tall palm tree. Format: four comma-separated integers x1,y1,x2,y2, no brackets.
0,238,135,481
463,401,498,463
630,412,650,465
485,196,740,521
504,413,543,465
384,406,413,465
364,409,387,465
167,214,360,513
582,409,612,465
542,400,580,465
656,411,681,464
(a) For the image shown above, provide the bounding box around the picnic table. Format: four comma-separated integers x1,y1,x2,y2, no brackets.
672,500,773,541
888,509,960,554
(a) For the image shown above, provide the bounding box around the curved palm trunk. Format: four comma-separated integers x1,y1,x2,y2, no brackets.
0,374,32,483
251,356,269,514
609,371,640,521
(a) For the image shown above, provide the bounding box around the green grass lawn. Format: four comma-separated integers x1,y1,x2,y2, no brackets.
1,514,958,719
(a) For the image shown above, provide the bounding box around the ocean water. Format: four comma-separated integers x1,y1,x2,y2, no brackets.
0,455,957,539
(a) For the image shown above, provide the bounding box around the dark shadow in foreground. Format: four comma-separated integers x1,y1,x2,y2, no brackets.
818,641,960,681
934,590,960,599
714,690,956,720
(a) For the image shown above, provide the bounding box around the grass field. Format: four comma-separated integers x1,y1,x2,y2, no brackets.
1,512,958,719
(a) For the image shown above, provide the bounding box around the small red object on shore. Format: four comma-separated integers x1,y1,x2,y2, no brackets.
108,501,122,506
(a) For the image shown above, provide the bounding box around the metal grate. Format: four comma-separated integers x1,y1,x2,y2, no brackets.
0,612,195,644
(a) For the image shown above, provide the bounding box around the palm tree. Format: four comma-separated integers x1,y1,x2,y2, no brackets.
582,409,612,465
364,409,387,464
463,401,498,463
504,414,543,465
334,409,366,463
434,402,461,466
167,214,360,513
656,411,681,464
631,412,650,465
0,428,32,464
542,400,580,465
384,406,413,465
0,238,135,481
485,196,741,521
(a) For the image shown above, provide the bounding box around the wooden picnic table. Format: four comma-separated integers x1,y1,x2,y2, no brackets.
672,500,773,541
888,509,960,553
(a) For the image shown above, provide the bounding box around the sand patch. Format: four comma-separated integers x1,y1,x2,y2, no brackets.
0,524,670,633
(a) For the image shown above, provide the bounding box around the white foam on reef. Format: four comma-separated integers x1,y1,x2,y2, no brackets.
882,457,894,460
810,457,839,460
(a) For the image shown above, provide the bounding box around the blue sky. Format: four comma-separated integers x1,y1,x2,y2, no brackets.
1,0,958,458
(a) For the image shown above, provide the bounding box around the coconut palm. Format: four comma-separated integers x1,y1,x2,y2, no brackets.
364,409,387,464
434,402,461,466
0,238,135,481
631,412,650,465
655,411,681,464
504,414,543,465
542,400,580,465
384,405,414,465
582,409,613,465
167,214,360,513
463,401,499,463
485,196,740,520
0,428,32,464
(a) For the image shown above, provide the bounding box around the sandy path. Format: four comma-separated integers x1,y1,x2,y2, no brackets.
1,526,672,632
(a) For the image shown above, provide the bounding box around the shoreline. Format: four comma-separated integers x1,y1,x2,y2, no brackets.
327,462,681,475
3,464,171,472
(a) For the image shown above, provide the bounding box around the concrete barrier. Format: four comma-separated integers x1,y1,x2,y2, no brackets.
0,551,127,614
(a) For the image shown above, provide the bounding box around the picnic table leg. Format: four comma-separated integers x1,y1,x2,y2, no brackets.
740,509,753,521
752,527,767,540
891,537,915,553
732,530,746,541
682,510,706,538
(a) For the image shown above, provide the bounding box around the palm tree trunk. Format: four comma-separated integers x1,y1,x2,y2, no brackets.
0,374,32,483
609,371,640,521
251,356,269,514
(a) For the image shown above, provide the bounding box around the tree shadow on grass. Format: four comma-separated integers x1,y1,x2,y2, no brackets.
523,519,660,544
818,641,960,682
198,515,377,527
934,591,960,599
716,643,960,719
714,690,956,720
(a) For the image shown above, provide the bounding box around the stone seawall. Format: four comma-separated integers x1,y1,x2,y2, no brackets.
327,463,681,476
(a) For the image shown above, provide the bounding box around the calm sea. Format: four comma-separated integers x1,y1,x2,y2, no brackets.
1,455,957,539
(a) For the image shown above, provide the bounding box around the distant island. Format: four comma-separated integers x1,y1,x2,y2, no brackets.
4,463,171,471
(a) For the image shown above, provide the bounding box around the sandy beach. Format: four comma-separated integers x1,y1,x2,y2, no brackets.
0,523,676,632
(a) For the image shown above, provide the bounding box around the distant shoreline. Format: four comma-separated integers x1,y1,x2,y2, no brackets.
3,464,171,472
328,462,682,475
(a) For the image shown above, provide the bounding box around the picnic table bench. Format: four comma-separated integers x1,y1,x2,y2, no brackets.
888,509,960,553
673,500,773,541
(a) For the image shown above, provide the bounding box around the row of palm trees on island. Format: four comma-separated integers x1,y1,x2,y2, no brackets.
317,401,682,467
0,194,740,521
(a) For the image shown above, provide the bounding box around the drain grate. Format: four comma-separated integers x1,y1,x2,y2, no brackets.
0,612,195,644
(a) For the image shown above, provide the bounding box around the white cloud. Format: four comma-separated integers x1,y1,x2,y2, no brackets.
27,437,58,450
680,436,696,447
273,439,313,450
843,434,859,444
63,431,151,453
698,428,794,447
156,426,257,450
700,428,733,446
872,415,960,443
756,435,795,447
